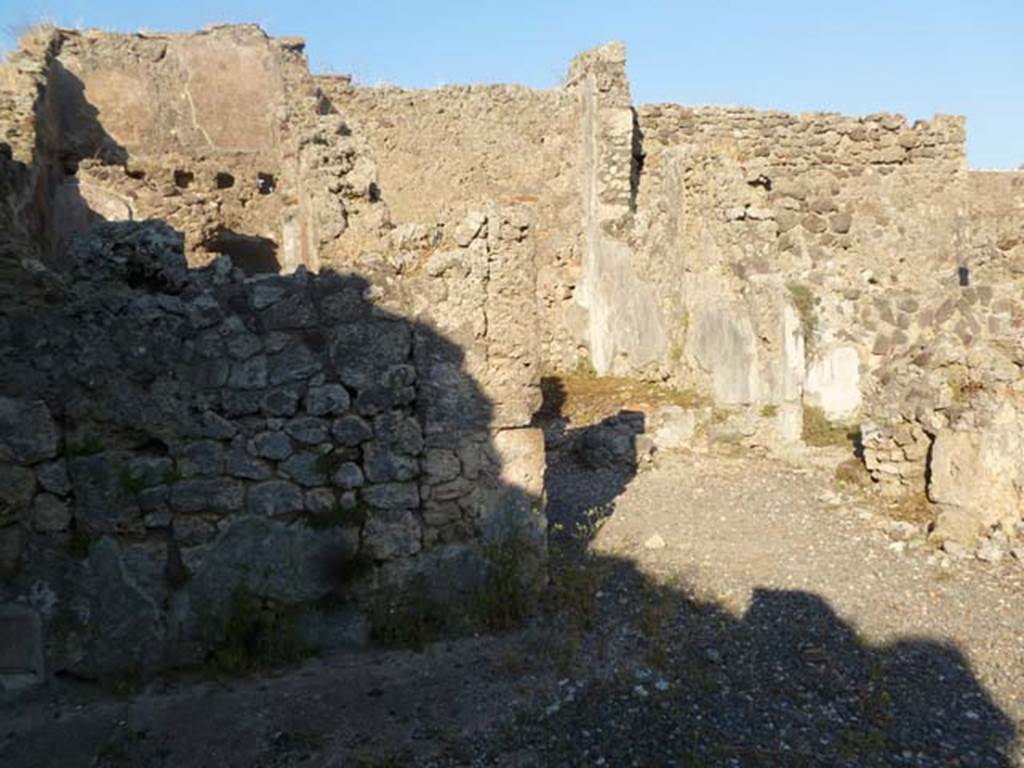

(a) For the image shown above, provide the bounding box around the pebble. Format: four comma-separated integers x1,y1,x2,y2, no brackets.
643,533,666,550
976,540,1005,563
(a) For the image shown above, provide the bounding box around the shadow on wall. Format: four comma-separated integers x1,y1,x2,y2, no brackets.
202,228,280,275
533,375,645,537
0,211,544,683
35,63,287,273
49,60,128,166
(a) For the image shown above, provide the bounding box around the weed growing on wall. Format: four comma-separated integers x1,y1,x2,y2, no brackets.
786,282,818,356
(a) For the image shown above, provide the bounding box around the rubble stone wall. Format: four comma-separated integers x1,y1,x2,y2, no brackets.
21,26,391,277
0,205,544,683
322,77,587,370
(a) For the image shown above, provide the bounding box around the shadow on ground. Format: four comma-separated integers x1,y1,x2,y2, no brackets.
506,408,1018,767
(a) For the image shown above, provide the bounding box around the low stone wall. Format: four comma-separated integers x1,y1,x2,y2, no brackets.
638,105,965,171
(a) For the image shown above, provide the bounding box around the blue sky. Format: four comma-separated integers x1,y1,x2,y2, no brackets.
3,1,1022,168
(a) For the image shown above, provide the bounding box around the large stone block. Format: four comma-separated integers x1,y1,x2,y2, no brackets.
929,415,1024,543
187,517,358,628
363,511,422,560
85,537,165,679
0,397,58,464
690,304,760,405
247,480,305,517
0,464,36,524
331,320,412,390
805,345,862,420
169,477,244,514
69,452,143,533
483,427,547,545
0,605,44,691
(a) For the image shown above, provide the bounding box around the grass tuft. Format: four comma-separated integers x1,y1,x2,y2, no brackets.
802,404,857,448
787,282,817,355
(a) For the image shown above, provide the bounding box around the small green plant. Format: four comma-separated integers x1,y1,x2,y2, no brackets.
66,527,93,559
64,436,104,457
947,371,983,403
572,356,597,378
835,659,893,760
476,534,538,631
802,404,857,448
550,627,583,676
638,584,676,670
760,404,778,418
834,457,870,487
120,470,146,496
163,467,183,484
369,579,447,650
547,549,603,632
208,588,303,674
711,407,731,425
307,500,368,530
787,281,818,354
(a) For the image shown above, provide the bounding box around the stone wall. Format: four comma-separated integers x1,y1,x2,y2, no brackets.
20,26,391,276
322,76,586,370
0,205,544,684
3,24,1024,685
1,27,546,684
638,105,966,171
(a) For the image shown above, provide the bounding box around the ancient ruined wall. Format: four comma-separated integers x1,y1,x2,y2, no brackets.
0,26,69,315
0,205,544,683
321,78,587,370
630,104,1024,532
1,26,546,686
620,101,973,433
854,170,1024,532
28,26,388,276
42,26,293,269
638,105,965,170
635,105,971,328
3,24,1024,685
968,170,1024,259
566,43,671,378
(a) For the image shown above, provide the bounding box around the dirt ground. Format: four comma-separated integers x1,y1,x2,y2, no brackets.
3,445,1024,767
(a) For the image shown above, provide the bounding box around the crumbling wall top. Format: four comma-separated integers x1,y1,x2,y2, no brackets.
565,41,631,106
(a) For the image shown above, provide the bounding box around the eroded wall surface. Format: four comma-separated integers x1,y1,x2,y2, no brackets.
324,77,587,369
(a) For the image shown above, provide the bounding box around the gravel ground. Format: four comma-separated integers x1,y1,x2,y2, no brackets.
490,449,1024,766
3,447,1023,767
